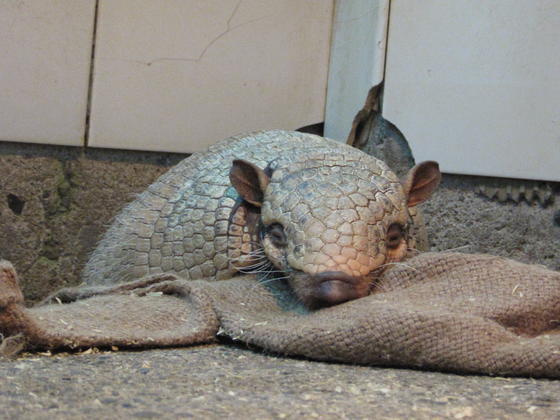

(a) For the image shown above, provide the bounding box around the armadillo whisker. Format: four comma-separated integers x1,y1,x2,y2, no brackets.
238,268,285,275
252,276,290,290
253,270,286,276
247,264,284,275
234,259,288,277
235,261,272,271
228,257,268,266
227,249,266,257
259,276,290,284
232,258,267,266
227,251,267,261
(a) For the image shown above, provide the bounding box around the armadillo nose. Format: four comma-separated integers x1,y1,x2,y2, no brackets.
312,271,361,307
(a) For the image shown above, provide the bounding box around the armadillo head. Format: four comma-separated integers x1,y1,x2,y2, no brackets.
230,151,440,309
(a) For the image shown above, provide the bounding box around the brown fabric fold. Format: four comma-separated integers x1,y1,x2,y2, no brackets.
0,267,219,357
1,253,559,378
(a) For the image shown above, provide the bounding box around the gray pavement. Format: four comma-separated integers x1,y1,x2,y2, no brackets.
1,344,559,419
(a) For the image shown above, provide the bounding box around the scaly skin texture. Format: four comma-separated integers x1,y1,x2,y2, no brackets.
262,151,407,276
84,130,435,307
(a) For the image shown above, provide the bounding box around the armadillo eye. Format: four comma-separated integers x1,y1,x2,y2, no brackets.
266,223,287,247
386,223,404,249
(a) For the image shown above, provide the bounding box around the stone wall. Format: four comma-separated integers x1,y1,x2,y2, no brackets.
1,142,558,302
0,142,185,301
421,175,559,271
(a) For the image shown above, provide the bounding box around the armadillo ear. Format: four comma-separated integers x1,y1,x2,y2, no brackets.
401,161,441,207
229,159,270,207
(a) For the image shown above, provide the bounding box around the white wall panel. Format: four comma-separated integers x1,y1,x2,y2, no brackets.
383,0,560,181
88,0,334,153
0,0,96,146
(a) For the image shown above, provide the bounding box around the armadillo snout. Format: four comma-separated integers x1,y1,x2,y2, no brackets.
290,270,371,309
314,272,363,307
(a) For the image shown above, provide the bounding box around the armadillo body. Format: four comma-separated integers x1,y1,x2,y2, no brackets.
84,130,434,307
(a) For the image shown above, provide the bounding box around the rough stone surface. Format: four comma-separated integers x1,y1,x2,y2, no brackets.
1,345,559,419
0,142,184,301
421,174,560,271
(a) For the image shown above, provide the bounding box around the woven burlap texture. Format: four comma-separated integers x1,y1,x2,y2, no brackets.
1,253,559,378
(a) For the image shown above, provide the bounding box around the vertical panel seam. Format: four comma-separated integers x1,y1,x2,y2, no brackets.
84,0,100,148
379,0,393,113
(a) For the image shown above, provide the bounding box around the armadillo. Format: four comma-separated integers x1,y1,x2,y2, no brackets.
84,130,440,308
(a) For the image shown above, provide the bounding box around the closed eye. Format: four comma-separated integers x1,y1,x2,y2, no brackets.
266,223,287,247
386,223,404,249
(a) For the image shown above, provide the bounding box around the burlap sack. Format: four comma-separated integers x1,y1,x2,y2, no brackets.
1,252,559,378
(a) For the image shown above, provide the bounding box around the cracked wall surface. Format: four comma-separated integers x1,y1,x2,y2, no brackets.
0,143,558,302
87,0,333,153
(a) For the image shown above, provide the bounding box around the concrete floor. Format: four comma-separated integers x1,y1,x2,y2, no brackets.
2,344,559,419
